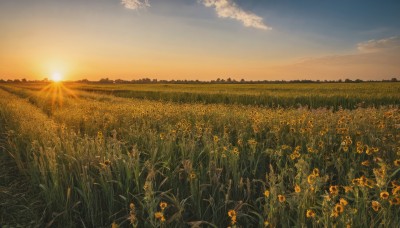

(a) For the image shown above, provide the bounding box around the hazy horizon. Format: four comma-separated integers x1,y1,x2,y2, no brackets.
1,0,400,81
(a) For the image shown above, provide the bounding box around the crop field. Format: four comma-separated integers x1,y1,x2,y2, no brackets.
0,82,399,227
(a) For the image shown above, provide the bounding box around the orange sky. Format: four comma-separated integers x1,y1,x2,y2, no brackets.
1,0,399,81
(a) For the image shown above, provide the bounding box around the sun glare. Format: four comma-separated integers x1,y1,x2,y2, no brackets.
51,72,63,82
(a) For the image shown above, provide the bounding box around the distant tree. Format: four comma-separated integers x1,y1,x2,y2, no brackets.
391,77,398,82
99,78,113,83
13,79,21,83
21,78,27,83
354,79,363,83
0,79,5,83
344,79,353,83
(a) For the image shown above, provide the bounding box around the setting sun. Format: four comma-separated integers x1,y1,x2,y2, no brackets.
51,72,63,82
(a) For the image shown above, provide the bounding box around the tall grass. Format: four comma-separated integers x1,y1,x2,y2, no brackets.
0,83,399,227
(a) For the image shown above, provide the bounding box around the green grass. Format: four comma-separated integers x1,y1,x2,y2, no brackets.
7,82,400,109
0,83,399,227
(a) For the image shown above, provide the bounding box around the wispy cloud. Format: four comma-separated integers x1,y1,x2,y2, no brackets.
121,0,150,10
200,0,271,30
357,36,400,52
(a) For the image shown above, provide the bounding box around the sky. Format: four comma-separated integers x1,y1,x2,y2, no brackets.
1,0,400,81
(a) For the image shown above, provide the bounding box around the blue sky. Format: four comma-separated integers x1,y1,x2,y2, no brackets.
1,0,399,80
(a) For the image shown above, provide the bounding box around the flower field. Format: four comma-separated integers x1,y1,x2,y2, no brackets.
0,82,399,227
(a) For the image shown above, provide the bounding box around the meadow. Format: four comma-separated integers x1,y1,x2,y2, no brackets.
0,82,399,227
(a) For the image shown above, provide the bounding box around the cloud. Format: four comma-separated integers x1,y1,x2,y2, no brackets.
121,0,150,10
200,0,271,30
357,36,400,52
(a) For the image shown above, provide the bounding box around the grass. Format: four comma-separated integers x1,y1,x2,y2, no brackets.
0,82,399,227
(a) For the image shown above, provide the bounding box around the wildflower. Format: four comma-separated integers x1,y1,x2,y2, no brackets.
278,194,286,203
295,184,301,193
342,146,349,152
389,197,400,205
306,209,316,218
343,186,353,193
329,185,339,195
330,210,339,218
312,168,320,177
339,198,348,206
264,190,270,198
380,191,389,200
393,186,400,195
155,212,163,219
307,174,316,185
232,147,239,155
111,222,119,228
228,210,236,217
361,160,370,166
356,146,363,154
160,201,168,210
190,172,196,180
334,203,344,214
394,159,400,167
264,220,269,226
371,201,381,212
213,135,219,143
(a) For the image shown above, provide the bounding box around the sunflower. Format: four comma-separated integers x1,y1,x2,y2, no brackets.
312,168,320,177
295,184,301,193
380,191,389,200
264,190,270,198
160,201,168,210
389,197,400,206
334,204,344,214
329,185,339,195
228,210,236,217
371,201,381,212
278,194,286,203
306,209,316,218
339,198,348,206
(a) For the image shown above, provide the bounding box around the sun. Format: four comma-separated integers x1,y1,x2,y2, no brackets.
51,72,63,82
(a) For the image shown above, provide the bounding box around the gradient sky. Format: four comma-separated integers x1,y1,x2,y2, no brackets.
1,0,400,81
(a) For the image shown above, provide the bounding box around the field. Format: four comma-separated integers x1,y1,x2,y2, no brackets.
0,82,399,227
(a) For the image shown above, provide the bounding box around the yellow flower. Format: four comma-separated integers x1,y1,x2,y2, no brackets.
190,172,196,179
329,185,339,195
339,198,348,206
230,215,237,225
371,201,381,212
155,212,163,219
389,197,400,206
394,159,400,167
330,210,339,218
307,174,316,185
306,209,316,218
361,160,370,166
111,222,119,228
228,210,236,217
380,191,389,200
393,186,400,195
213,135,219,143
160,201,168,210
278,194,286,203
264,190,270,198
294,184,301,193
343,186,353,193
312,168,320,177
334,203,344,214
